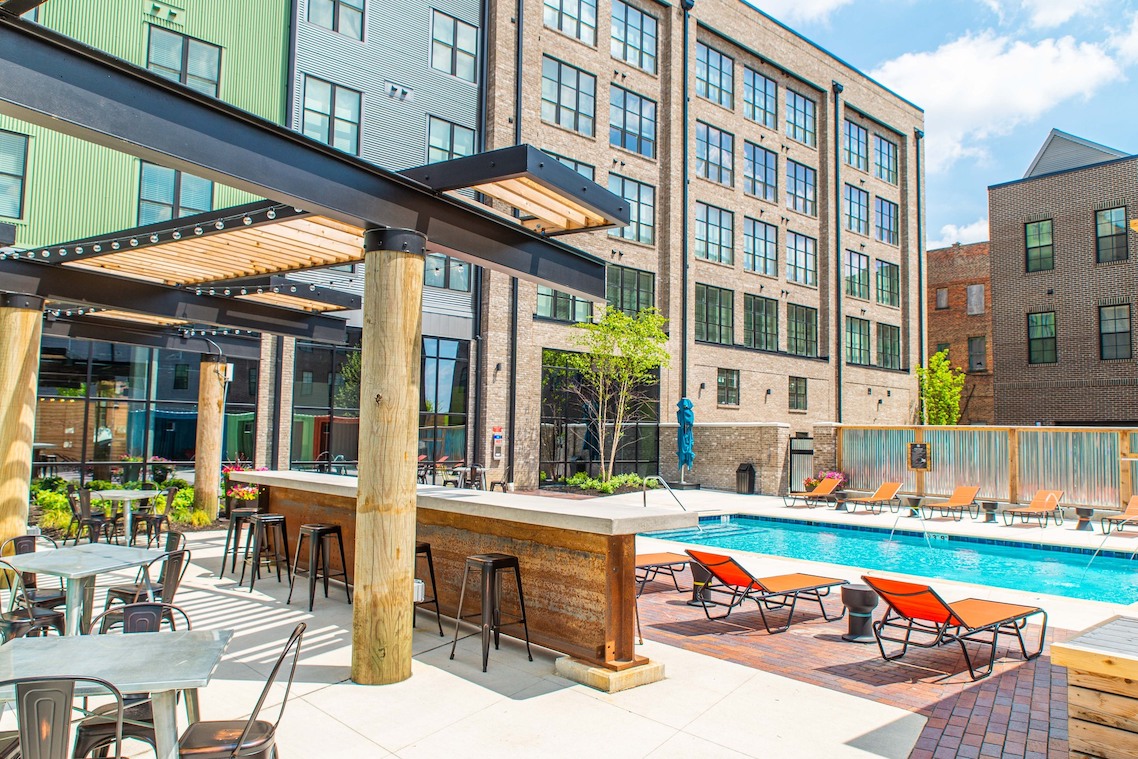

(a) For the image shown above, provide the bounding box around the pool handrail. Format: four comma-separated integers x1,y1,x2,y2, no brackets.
642,476,688,512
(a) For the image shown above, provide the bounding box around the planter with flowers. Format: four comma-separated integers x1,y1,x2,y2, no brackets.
118,455,143,483
149,456,173,484
804,470,849,494
222,463,265,518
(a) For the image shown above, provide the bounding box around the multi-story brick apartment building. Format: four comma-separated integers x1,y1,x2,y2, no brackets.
926,242,994,423
989,129,1138,425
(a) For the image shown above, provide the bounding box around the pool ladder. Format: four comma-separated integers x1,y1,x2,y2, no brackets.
888,506,935,549
1082,528,1138,578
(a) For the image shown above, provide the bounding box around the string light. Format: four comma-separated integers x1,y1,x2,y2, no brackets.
149,234,159,243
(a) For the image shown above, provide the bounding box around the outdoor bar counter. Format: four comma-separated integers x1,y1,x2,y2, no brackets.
230,470,696,684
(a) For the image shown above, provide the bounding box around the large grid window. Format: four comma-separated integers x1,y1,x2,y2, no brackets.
787,304,818,357
845,250,869,300
876,260,900,307
537,286,593,322
743,294,778,351
608,174,655,245
785,89,816,146
696,42,733,109
308,0,364,39
147,27,221,97
968,337,986,372
302,76,362,155
743,141,776,202
789,376,807,410
138,162,213,226
844,184,869,235
424,253,471,291
611,0,657,74
427,116,475,163
541,57,595,136
874,134,898,184
610,86,656,158
1096,207,1128,263
786,160,816,216
744,217,778,277
543,0,597,45
786,231,817,286
1025,220,1054,272
431,11,477,82
607,264,655,315
546,150,595,181
1027,312,1057,364
877,323,901,369
717,368,739,405
743,67,777,128
0,130,29,219
695,202,734,264
846,317,871,365
695,284,734,344
695,122,733,185
1100,304,1132,360
844,120,869,171
875,196,899,245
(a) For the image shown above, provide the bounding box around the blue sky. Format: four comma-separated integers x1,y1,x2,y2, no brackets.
750,0,1138,248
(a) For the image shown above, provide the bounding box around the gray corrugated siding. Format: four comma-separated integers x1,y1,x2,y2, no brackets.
1027,137,1125,178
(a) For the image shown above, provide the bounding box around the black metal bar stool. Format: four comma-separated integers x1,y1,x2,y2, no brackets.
288,524,352,611
449,553,532,672
239,513,291,593
415,542,443,636
220,507,259,578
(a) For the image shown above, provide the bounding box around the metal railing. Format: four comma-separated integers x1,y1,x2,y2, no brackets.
642,475,688,511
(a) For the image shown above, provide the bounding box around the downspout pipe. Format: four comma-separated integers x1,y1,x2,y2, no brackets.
832,81,843,423
914,128,926,423
470,0,491,468
505,0,525,483
680,0,695,400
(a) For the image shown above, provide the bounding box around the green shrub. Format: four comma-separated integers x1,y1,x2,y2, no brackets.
163,478,191,491
39,509,72,533
83,480,116,491
31,476,68,494
564,471,655,494
183,509,213,528
34,490,70,513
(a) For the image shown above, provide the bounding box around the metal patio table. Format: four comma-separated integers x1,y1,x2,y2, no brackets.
90,489,161,545
0,629,232,759
2,542,167,635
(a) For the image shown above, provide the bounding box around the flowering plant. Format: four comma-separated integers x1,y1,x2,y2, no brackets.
227,484,260,501
804,470,848,490
119,454,143,462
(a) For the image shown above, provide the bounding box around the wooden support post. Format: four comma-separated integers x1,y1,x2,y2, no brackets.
0,294,44,549
352,229,427,685
1008,427,1019,504
1121,431,1133,507
913,427,925,497
193,355,228,519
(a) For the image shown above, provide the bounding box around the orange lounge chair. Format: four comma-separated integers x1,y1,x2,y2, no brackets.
685,549,846,633
862,575,1047,681
1102,495,1138,534
844,482,903,514
1001,489,1064,528
782,476,841,509
921,486,981,521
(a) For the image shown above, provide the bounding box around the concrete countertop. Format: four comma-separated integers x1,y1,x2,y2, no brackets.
230,470,698,536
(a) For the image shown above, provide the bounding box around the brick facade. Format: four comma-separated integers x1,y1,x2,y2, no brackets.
659,422,790,495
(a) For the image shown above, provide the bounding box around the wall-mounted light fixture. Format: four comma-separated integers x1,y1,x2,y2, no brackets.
867,388,872,395
699,382,706,390
766,389,772,395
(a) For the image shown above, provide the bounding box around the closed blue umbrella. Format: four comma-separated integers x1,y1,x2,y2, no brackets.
677,398,694,483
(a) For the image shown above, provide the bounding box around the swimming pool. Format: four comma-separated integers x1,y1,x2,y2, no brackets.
645,515,1138,605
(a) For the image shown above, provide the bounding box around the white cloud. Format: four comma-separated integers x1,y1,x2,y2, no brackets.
1021,0,1105,28
1110,11,1138,66
929,218,990,249
747,0,854,24
871,32,1122,173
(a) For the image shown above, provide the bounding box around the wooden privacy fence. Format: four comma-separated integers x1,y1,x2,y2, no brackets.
837,426,1138,507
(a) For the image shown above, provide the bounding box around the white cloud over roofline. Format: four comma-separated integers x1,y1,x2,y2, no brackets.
745,0,855,24
929,218,990,249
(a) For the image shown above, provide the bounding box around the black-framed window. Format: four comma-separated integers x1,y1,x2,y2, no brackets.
546,150,595,181
845,250,869,300
875,196,899,245
968,336,986,372
1025,219,1054,272
935,288,948,310
744,217,778,277
743,294,778,351
427,116,475,163
876,260,900,307
786,160,816,216
846,317,870,365
844,120,869,171
424,253,471,291
1100,304,1132,360
608,174,655,245
787,303,817,357
419,337,470,464
1096,207,1127,263
785,89,815,146
788,376,807,410
695,122,733,185
695,202,734,264
786,231,816,286
302,75,362,155
147,26,221,97
610,86,656,158
309,0,364,40
743,141,776,202
541,57,595,136
936,342,950,356
173,363,189,391
537,286,593,322
138,161,213,226
877,323,901,369
717,368,739,405
0,130,28,219
874,134,898,184
696,42,733,109
431,10,478,82
743,67,776,128
695,284,733,344
844,184,869,235
611,0,657,74
544,0,597,44
1027,312,1056,364
607,264,655,315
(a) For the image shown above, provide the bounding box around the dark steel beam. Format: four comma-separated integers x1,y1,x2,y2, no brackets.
0,17,607,299
0,258,348,343
208,275,362,310
0,1,48,17
42,317,264,360
0,222,14,247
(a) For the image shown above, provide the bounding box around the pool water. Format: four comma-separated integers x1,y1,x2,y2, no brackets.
645,516,1138,605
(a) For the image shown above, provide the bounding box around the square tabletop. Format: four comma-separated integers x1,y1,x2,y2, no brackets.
2,542,167,580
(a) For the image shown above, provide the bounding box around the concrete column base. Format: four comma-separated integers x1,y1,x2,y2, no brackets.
554,656,665,693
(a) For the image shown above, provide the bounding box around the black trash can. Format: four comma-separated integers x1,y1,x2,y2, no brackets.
735,463,756,494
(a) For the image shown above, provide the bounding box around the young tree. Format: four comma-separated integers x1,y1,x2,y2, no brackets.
569,306,670,482
917,349,965,425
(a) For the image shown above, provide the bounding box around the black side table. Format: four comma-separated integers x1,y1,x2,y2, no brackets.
980,501,999,524
841,584,879,643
